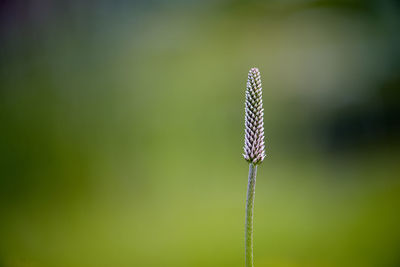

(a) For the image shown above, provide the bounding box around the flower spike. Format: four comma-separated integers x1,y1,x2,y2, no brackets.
243,67,265,164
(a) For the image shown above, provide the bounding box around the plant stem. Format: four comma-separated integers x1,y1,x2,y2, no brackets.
245,163,257,267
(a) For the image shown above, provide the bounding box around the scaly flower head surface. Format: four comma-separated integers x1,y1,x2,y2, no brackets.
243,67,265,164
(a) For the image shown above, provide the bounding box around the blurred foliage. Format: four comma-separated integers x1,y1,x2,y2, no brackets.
1,0,400,266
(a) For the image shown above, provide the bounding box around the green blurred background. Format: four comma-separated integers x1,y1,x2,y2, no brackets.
1,0,400,266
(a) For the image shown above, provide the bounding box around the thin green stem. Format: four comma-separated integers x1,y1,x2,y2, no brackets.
245,163,257,267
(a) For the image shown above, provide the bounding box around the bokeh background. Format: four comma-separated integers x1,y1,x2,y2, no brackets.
1,0,400,266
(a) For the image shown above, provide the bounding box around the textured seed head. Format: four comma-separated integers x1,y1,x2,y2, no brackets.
243,67,265,164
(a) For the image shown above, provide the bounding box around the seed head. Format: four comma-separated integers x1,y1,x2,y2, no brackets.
243,67,265,164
